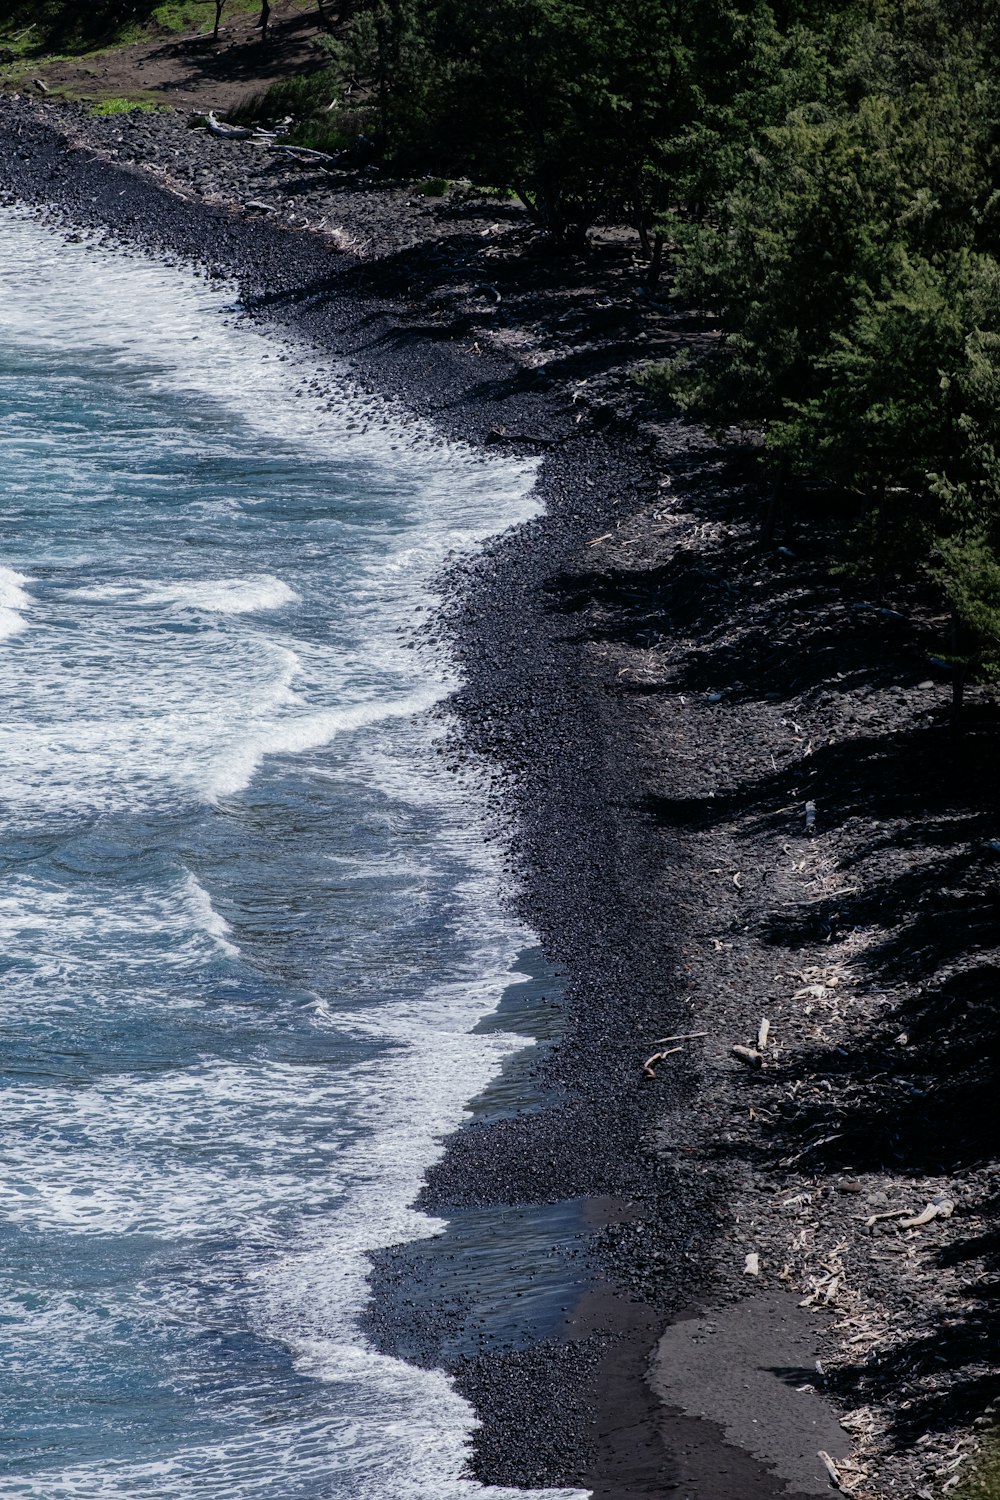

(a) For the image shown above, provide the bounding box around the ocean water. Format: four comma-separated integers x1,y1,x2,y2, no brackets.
0,209,587,1500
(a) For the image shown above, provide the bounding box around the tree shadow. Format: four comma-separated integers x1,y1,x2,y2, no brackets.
815,1176,1000,1442
824,1304,1000,1444
148,11,326,92
592,484,1000,1444
548,557,933,699
16,0,163,52
543,553,740,643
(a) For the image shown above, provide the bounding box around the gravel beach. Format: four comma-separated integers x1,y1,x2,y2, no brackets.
3,96,999,1500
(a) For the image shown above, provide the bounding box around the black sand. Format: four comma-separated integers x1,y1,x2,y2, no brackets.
7,98,990,1500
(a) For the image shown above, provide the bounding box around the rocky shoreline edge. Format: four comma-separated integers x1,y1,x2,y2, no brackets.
3,96,998,1500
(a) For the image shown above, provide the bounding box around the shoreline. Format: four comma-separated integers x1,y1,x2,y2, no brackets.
3,95,997,1500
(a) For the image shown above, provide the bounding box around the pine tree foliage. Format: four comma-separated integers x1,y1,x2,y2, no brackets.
284,0,1000,676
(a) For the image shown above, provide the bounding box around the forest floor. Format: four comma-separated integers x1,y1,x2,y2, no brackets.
3,80,1000,1500
0,0,327,111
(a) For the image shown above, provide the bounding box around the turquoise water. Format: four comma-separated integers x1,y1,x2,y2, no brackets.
0,210,586,1500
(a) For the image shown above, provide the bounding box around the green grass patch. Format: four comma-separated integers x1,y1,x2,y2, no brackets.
88,96,161,115
229,67,341,125
119,0,261,46
414,177,451,197
469,183,516,201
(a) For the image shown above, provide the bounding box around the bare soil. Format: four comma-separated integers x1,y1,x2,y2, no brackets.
8,1,327,110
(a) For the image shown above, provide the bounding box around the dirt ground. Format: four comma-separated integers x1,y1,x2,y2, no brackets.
7,1,327,111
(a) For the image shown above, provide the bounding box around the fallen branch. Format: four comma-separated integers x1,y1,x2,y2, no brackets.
652,1031,709,1045
864,1208,913,1229
901,1196,955,1229
196,113,344,165
273,142,342,164
818,1451,845,1490
783,1131,843,1165
203,109,258,139
642,1045,683,1078
781,887,859,906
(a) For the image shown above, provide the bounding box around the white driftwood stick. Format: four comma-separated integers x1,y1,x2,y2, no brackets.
652,1031,710,1045
757,1017,771,1050
204,110,256,139
273,143,341,163
901,1197,955,1229
818,1450,844,1489
864,1208,914,1228
642,1045,684,1078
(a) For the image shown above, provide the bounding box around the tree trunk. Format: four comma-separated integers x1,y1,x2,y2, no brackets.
761,459,787,543
635,195,651,257
645,232,665,288
950,612,967,734
951,667,966,734
257,0,271,39
212,0,225,40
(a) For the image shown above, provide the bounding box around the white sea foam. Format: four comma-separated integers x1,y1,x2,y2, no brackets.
0,872,238,1001
70,574,300,614
181,870,240,958
204,689,440,801
0,209,588,1500
0,206,541,491
6,1426,580,1500
0,563,32,640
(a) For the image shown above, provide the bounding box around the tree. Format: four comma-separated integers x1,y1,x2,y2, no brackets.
651,6,1000,547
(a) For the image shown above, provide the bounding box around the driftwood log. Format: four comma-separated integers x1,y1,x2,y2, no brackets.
203,110,258,140
198,113,341,165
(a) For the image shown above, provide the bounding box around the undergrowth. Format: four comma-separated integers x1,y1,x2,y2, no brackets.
230,67,339,123
414,177,451,197
229,68,374,153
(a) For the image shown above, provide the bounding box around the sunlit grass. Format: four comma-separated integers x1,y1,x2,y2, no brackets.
119,0,262,46
88,96,162,114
